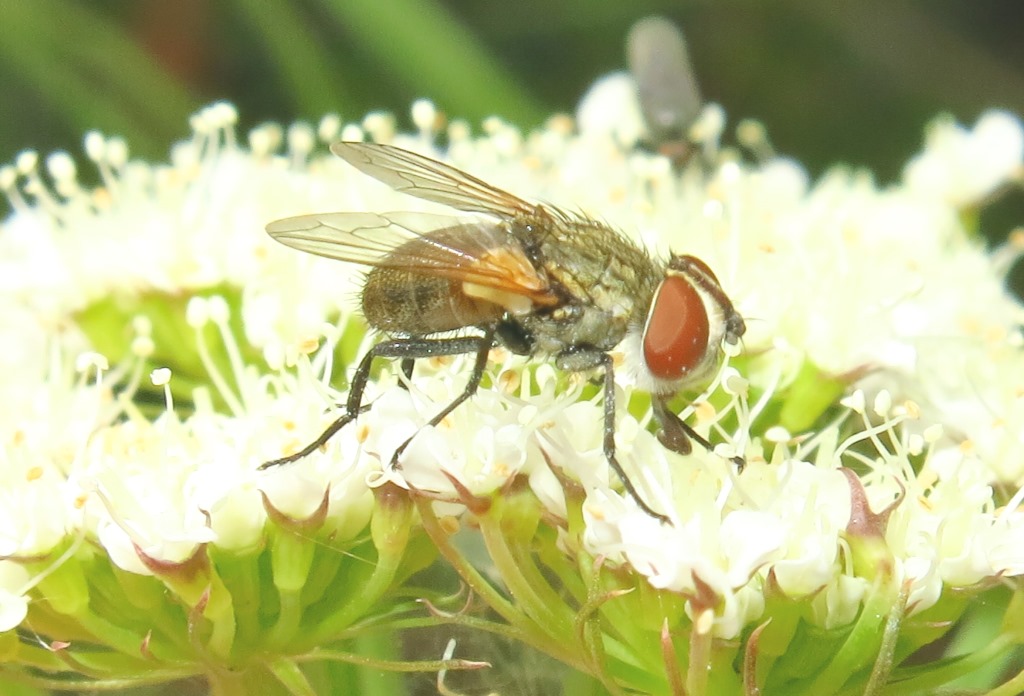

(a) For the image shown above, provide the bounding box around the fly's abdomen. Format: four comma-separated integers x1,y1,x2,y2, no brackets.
362,267,504,336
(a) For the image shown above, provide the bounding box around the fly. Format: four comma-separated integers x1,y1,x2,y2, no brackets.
260,142,746,524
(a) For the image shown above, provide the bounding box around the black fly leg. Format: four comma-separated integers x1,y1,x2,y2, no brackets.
398,358,415,387
387,328,496,467
260,328,495,471
259,346,380,470
556,348,670,524
652,394,745,471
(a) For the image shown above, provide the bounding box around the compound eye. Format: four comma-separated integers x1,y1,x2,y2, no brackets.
643,275,710,381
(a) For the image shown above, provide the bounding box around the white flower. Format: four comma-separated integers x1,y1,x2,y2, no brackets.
576,71,648,148
582,387,1024,638
903,110,1024,206
0,313,113,559
0,562,31,632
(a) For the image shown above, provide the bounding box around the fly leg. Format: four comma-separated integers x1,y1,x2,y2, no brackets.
652,395,745,471
556,347,670,525
259,329,496,471
386,328,496,467
259,344,383,470
398,358,415,386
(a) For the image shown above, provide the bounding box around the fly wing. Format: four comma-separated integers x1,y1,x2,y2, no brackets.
331,142,537,218
266,211,556,302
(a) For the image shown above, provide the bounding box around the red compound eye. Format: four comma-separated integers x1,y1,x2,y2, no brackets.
642,274,710,381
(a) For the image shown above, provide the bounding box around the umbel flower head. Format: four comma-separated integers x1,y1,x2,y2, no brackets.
1,89,1023,695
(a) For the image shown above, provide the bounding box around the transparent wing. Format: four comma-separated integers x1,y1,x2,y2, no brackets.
331,142,537,217
266,211,555,300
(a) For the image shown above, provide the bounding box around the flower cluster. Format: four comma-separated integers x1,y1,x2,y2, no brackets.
0,91,1022,694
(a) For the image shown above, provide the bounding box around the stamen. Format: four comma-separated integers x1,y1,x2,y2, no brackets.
75,351,109,377
736,118,774,161
923,424,943,443
318,114,342,145
411,99,439,139
447,119,471,145
0,165,25,212
841,390,866,414
688,103,725,157
248,123,283,158
286,122,315,169
482,117,522,157
17,149,68,221
999,484,1024,522
340,123,364,143
362,112,395,143
186,296,244,417
907,433,925,456
872,390,892,418
105,137,129,170
131,335,154,356
46,151,79,199
210,101,239,150
206,296,252,408
16,525,87,596
309,322,341,385
150,367,174,413
83,132,121,198
263,341,285,372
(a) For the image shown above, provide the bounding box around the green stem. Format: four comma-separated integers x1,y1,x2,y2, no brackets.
0,666,196,692
269,590,305,649
212,550,264,653
414,496,520,626
800,577,895,696
687,611,713,696
877,634,1015,695
416,496,585,670
298,648,489,673
476,514,565,630
988,663,1024,696
309,543,400,642
862,581,909,695
266,657,316,696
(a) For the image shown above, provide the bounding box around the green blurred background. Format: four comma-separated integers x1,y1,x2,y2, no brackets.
1,0,1023,255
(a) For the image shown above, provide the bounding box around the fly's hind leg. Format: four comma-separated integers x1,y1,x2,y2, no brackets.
259,344,382,470
386,328,497,467
259,328,497,471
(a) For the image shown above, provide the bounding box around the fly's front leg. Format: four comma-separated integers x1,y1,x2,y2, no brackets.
652,394,745,471
556,347,670,525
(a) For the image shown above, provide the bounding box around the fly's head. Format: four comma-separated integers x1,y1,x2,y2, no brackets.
636,253,745,395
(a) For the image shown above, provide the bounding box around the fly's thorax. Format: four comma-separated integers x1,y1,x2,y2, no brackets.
521,216,662,354
518,302,631,356
361,265,504,335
